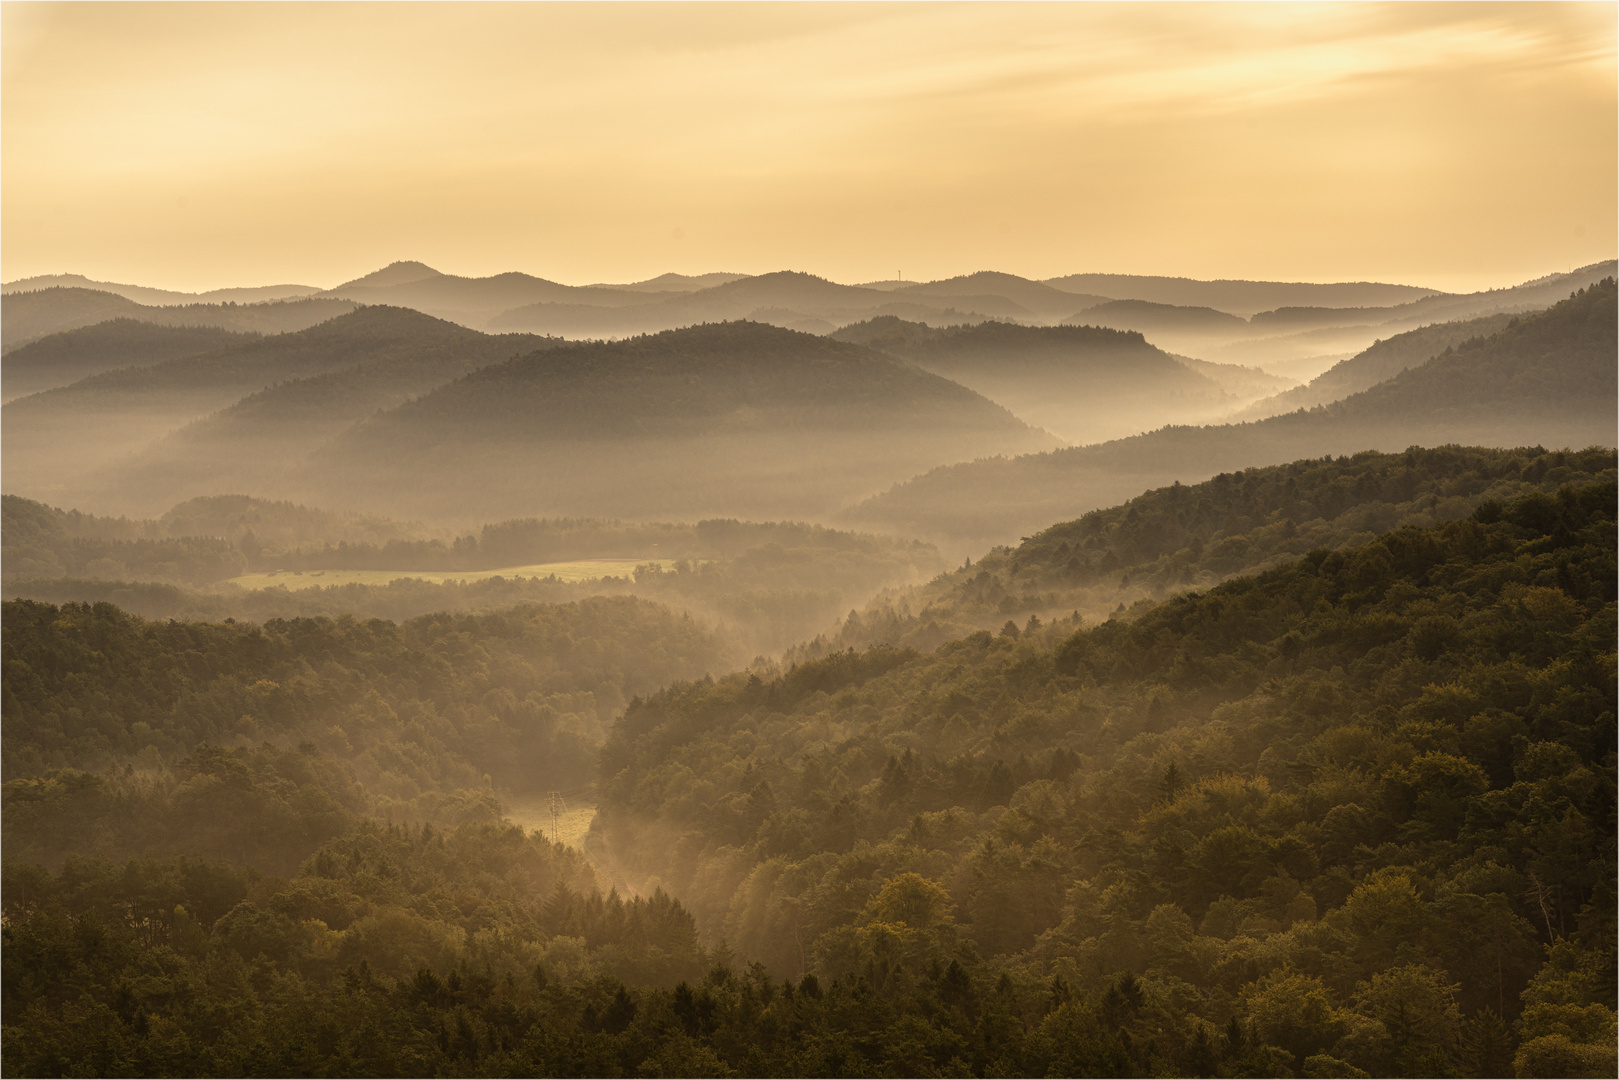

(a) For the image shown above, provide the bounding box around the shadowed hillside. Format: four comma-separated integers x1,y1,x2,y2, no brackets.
1,287,356,351
1230,312,1521,421
307,320,1057,522
1,320,260,402
831,317,1249,444
846,278,1618,546
2,307,552,513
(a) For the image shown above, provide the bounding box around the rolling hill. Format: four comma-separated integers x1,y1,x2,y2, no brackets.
890,271,1110,317
486,270,1027,337
305,320,1058,521
1,307,550,513
1067,298,1249,335
90,310,560,509
830,317,1250,444
1,287,357,351
1041,272,1438,315
320,261,679,326
843,277,1618,546
1,320,260,402
1229,311,1520,421
1,273,320,306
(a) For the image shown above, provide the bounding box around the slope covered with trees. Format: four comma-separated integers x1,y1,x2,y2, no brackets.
831,317,1236,445
1230,313,1519,421
1,467,1613,1077
1,320,260,402
309,320,1056,522
848,278,1618,546
2,596,728,860
591,478,1617,1076
0,288,355,351
805,446,1615,657
1,307,553,515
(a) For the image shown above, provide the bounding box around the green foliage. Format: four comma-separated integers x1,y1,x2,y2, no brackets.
593,479,1616,1074
2,596,729,869
808,444,1614,656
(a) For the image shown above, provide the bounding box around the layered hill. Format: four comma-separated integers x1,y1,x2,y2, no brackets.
1041,272,1438,315
830,317,1259,444
320,260,682,326
1067,298,1249,335
306,320,1058,521
2,307,551,513
1,273,319,306
1,320,259,402
811,445,1616,657
1,287,356,351
1048,262,1616,380
845,277,1619,546
888,271,1109,318
485,270,1016,338
1230,312,1520,421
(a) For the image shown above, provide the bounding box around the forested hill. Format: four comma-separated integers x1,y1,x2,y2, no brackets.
0,287,356,351
592,477,1617,1077
829,317,1233,445
1231,311,1518,421
1,320,260,401
0,475,1613,1076
1,595,730,866
1,306,555,516
337,319,1036,442
847,278,1618,546
303,321,1056,522
806,446,1615,657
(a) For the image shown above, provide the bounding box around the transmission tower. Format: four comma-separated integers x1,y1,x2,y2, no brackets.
547,790,568,843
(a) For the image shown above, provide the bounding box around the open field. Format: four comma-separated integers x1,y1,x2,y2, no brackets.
226,558,675,590
503,796,597,851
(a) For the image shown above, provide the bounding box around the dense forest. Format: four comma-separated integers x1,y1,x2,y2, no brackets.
591,479,1617,1077
3,469,1613,1076
3,596,729,863
806,446,1614,657
1,320,261,401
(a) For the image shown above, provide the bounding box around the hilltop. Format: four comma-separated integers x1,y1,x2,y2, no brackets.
1,307,552,514
831,317,1254,445
845,278,1618,545
0,286,356,351
1,320,260,401
308,320,1057,521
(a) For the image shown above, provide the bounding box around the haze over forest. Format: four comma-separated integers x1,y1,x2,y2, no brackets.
2,4,1615,1079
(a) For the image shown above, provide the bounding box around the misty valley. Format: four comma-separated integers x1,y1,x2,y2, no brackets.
1,263,1615,1079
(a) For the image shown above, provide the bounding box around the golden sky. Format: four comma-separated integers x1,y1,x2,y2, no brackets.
3,2,1614,293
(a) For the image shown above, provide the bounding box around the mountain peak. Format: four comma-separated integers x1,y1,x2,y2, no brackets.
335,261,444,290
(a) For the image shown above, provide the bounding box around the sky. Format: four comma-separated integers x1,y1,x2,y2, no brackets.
2,2,1614,294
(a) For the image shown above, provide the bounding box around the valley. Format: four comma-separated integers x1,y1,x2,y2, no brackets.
2,261,1613,1080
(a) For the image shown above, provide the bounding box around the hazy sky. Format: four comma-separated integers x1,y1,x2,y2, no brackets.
3,2,1614,293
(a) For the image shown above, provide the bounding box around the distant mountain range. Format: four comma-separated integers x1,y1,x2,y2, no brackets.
8,261,1612,381
3,262,1611,535
843,276,1618,546
0,288,356,352
0,273,323,307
